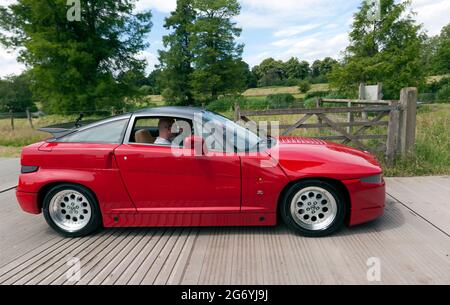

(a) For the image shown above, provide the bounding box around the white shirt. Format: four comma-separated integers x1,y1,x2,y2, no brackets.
154,137,172,145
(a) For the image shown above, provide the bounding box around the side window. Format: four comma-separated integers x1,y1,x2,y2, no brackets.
131,117,192,146
59,119,129,144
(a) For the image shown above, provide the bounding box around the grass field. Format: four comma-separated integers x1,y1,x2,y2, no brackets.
0,94,448,177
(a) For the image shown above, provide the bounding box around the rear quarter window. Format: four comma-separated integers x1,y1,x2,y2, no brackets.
58,119,129,144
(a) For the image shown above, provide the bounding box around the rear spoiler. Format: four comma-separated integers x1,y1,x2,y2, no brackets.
38,127,75,138
37,113,84,139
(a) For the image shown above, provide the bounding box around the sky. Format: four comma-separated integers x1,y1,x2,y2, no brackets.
0,0,449,78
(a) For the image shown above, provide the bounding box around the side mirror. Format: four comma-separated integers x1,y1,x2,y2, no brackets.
184,135,208,156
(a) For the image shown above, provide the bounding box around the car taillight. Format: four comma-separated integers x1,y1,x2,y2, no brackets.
21,166,39,174
360,174,383,184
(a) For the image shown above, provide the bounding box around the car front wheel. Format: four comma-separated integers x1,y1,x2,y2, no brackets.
280,180,347,237
43,184,102,237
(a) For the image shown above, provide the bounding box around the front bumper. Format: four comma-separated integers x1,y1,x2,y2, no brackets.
16,190,40,214
343,178,386,226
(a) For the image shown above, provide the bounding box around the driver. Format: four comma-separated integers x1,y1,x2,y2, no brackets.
154,118,175,145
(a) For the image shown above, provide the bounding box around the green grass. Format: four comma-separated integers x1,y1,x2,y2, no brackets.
1,95,448,178
0,114,103,149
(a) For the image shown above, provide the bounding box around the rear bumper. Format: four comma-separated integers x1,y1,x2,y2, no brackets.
16,190,40,214
343,179,386,226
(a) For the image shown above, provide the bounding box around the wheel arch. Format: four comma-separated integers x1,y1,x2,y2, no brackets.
37,182,100,212
277,177,352,225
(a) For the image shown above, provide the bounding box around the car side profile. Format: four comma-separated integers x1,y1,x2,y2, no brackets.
16,107,385,238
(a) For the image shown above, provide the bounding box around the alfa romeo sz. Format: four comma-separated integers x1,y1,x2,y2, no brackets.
16,107,385,237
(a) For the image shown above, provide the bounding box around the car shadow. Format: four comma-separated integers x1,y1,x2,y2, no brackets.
94,198,405,240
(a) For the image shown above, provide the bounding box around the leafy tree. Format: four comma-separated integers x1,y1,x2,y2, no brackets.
284,57,310,80
329,0,425,99
142,69,162,95
252,58,285,83
0,73,36,113
432,24,450,75
311,57,338,80
0,0,152,113
158,0,196,105
189,0,246,102
241,61,257,88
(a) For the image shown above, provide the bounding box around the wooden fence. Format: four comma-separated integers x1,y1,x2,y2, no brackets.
235,87,418,167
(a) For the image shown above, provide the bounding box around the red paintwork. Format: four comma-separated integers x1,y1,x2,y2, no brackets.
17,135,385,228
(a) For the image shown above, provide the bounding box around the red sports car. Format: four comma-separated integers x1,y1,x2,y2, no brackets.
16,107,385,237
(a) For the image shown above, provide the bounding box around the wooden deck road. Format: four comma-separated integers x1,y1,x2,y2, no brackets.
0,158,449,285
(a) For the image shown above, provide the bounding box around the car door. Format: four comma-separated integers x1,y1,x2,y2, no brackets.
114,115,242,214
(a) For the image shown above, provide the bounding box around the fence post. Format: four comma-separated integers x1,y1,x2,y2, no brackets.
386,101,400,167
26,108,34,129
9,109,14,131
359,82,368,120
347,101,354,134
111,107,115,116
316,98,323,134
399,87,418,156
234,103,241,122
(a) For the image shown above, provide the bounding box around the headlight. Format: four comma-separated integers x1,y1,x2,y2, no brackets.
360,174,383,184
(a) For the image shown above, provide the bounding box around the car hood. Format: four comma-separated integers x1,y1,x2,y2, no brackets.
267,137,383,180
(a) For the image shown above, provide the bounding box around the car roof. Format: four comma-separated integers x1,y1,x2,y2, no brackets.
132,106,206,117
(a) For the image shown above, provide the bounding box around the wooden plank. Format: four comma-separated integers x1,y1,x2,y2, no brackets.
277,121,389,129
241,106,395,116
399,88,418,156
316,135,387,141
281,114,313,136
386,101,400,167
321,99,391,105
316,114,369,151
342,111,389,145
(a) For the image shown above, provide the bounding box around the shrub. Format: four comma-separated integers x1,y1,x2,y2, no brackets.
266,93,295,108
207,96,245,112
304,98,317,108
298,80,311,93
436,84,450,103
304,91,331,99
242,97,270,110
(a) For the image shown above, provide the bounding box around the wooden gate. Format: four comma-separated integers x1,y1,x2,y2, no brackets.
235,88,418,167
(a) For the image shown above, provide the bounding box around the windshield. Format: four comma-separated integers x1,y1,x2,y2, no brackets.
199,111,263,152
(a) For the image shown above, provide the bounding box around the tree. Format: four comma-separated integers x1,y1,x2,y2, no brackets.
252,58,285,82
240,61,257,89
0,0,152,113
189,0,246,102
284,57,310,80
329,0,425,99
432,24,450,75
0,73,36,113
311,57,338,81
158,0,196,105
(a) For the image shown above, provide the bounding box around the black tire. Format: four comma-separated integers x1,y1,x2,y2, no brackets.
280,180,347,237
42,184,102,237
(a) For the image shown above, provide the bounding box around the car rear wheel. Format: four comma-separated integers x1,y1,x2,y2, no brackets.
280,180,347,237
43,184,102,237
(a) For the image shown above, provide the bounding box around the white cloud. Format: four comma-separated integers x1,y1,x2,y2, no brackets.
411,0,450,36
135,0,176,13
137,50,159,73
0,47,26,78
273,24,323,38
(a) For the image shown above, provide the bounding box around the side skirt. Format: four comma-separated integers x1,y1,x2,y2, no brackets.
102,212,277,228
